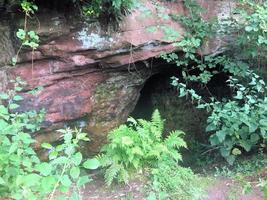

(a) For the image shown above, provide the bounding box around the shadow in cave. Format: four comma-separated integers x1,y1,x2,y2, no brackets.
130,68,180,121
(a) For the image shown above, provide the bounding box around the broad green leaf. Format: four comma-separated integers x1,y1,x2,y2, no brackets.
23,174,41,187
61,175,72,187
216,130,226,143
35,162,52,176
70,166,80,179
41,176,57,192
41,143,53,149
83,158,100,170
72,152,83,166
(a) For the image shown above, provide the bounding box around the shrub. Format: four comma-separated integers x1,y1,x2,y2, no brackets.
0,78,99,200
231,0,267,67
173,70,267,164
98,109,187,185
147,159,204,200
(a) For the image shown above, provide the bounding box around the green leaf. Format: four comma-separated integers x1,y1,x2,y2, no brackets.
250,133,260,143
9,103,19,110
234,91,243,100
0,177,5,185
0,93,9,100
41,176,57,192
70,167,80,179
16,29,26,40
72,152,83,166
15,86,23,92
0,105,8,115
49,150,58,160
245,26,253,32
220,147,230,158
216,130,226,143
23,174,41,187
209,134,220,145
35,162,52,176
41,143,53,149
61,175,72,187
259,119,267,126
77,176,91,187
13,95,24,101
83,158,100,170
240,140,252,152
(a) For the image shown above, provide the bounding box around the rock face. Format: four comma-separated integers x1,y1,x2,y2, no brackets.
0,0,234,152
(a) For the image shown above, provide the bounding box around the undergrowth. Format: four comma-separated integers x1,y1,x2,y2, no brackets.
0,78,100,200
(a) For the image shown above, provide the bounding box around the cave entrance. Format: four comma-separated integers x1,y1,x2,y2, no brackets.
130,67,207,141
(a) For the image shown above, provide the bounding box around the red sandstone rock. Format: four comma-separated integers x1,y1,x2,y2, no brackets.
0,0,233,152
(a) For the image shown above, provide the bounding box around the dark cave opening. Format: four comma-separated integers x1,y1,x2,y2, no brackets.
130,62,232,167
130,62,230,141
130,68,180,121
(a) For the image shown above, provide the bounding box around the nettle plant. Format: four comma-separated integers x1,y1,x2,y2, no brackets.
156,0,267,163
172,70,267,164
0,79,99,200
98,109,187,185
232,0,267,67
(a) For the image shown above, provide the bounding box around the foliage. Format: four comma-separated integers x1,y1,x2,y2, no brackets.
147,159,204,200
173,70,267,164
16,29,39,49
214,154,267,178
158,0,267,164
225,0,267,67
98,109,187,185
0,79,99,200
161,0,217,84
12,0,40,66
81,0,136,21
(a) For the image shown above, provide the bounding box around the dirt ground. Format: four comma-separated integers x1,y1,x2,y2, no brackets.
78,176,265,200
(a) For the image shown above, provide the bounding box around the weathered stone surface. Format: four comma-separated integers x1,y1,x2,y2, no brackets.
0,0,233,151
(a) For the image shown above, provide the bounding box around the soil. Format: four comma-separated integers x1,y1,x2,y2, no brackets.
77,176,265,200
202,178,265,200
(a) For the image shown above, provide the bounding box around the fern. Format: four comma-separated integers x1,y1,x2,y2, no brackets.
151,109,164,139
104,163,121,186
165,131,187,149
99,109,188,185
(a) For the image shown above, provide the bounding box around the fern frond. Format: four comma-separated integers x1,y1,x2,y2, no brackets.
164,131,187,149
151,109,164,138
104,163,121,186
96,154,113,167
118,167,130,184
